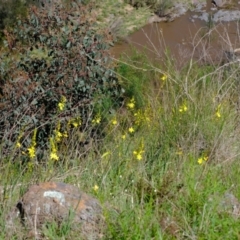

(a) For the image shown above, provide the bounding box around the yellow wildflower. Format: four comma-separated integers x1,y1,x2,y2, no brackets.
58,96,66,111
27,128,37,159
92,115,101,124
179,103,188,112
215,104,221,118
68,117,81,128
121,134,126,140
134,110,142,126
63,131,68,138
161,74,167,81
111,118,118,125
58,102,64,111
198,156,208,165
55,130,63,142
50,152,59,161
216,111,221,118
133,141,145,160
128,127,134,133
134,108,151,126
28,146,36,159
133,150,144,160
16,130,24,149
93,185,99,191
54,122,64,142
127,97,135,109
72,121,79,127
50,137,59,161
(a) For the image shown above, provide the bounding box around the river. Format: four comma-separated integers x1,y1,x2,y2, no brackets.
110,1,240,68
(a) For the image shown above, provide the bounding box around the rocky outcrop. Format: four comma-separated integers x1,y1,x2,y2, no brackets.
6,182,105,239
148,0,240,24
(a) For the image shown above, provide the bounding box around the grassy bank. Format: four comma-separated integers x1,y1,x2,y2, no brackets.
1,1,240,239
93,0,208,38
1,50,240,238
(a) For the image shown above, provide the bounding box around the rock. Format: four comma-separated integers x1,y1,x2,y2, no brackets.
219,193,240,219
213,9,240,22
214,0,228,8
224,48,240,62
193,9,240,22
208,192,240,219
6,182,104,239
148,14,167,24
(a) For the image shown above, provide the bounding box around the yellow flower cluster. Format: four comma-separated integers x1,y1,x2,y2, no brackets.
92,114,101,124
27,128,37,159
179,103,188,113
215,104,221,118
50,136,59,161
54,122,68,142
128,127,134,133
111,117,118,125
161,74,167,81
58,96,67,111
68,117,81,128
198,156,208,165
16,130,24,148
50,122,68,161
127,97,135,109
133,141,145,160
134,109,150,126
16,142,21,148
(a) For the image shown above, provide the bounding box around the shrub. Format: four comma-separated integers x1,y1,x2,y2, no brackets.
0,0,123,160
0,0,35,42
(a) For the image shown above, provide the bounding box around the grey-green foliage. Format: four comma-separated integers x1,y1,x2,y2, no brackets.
0,0,123,159
0,0,36,41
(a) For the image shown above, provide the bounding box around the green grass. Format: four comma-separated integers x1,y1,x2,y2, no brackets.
93,0,152,38
1,0,240,239
1,48,240,239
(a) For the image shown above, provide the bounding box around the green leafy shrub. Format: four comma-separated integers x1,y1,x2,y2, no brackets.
0,0,123,160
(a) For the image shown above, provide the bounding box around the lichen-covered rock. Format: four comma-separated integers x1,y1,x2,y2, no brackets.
6,182,105,239
208,192,240,219
213,0,228,8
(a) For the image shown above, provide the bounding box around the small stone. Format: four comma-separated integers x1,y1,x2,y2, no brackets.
6,182,105,239
214,0,227,8
209,192,240,219
148,15,166,24
219,193,240,219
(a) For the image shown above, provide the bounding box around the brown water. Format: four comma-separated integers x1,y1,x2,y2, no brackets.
110,8,240,68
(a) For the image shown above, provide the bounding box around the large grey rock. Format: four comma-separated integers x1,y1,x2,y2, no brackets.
214,0,228,8
6,182,105,239
192,9,240,22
